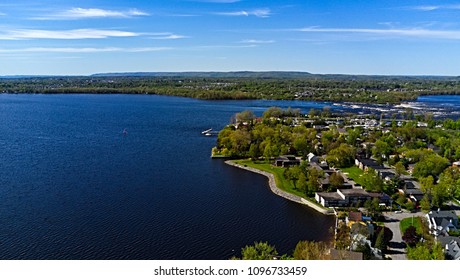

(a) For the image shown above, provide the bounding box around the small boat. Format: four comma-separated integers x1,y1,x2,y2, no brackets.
205,132,212,136
201,128,212,134
122,128,128,135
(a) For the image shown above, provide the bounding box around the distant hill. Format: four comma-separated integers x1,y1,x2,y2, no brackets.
91,71,313,78
2,71,459,81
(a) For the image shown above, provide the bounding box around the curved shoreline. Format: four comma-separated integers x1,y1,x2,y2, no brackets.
225,160,335,216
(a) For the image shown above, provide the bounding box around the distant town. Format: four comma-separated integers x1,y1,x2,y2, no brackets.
213,107,460,260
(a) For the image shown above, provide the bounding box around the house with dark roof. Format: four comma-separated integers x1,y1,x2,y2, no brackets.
315,189,392,208
379,170,397,182
426,210,459,236
438,236,460,260
398,180,424,203
274,155,300,167
315,192,347,207
355,158,382,171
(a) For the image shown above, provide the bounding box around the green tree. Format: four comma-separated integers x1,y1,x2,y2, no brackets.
293,241,330,260
263,107,283,119
335,223,351,250
420,195,431,212
293,136,311,157
284,166,301,190
438,166,460,200
364,197,381,217
402,226,420,247
394,161,406,177
235,110,256,124
305,167,322,196
297,172,308,194
326,143,356,168
241,242,278,260
373,139,392,161
374,227,387,254
329,172,344,189
407,241,445,260
361,168,384,192
248,143,260,160
413,154,449,179
420,175,435,196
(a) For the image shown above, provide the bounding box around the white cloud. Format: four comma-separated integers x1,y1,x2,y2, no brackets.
412,5,440,11
240,39,274,44
191,44,257,49
411,4,460,11
35,7,149,20
0,29,140,40
0,47,172,53
216,8,271,18
298,27,460,40
149,33,189,40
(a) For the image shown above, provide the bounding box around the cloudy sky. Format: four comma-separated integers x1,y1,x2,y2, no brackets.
1,0,460,75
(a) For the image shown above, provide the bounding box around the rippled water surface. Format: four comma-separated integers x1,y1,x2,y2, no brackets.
0,94,338,259
2,94,458,259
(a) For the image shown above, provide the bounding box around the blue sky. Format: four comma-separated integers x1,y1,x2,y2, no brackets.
1,0,460,75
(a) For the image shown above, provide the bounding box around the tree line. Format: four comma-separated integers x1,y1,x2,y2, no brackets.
2,75,460,103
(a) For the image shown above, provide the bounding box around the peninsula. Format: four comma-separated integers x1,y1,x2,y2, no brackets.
214,107,460,260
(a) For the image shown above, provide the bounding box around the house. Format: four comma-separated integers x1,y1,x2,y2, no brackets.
355,157,383,171
315,192,348,207
379,170,397,182
274,155,300,167
438,236,460,260
307,152,319,163
346,211,363,226
426,210,459,236
368,192,392,206
398,180,424,203
315,189,392,208
338,189,370,205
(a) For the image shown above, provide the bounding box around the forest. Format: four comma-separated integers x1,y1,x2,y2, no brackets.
2,72,460,103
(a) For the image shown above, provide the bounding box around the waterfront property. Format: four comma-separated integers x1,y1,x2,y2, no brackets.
315,188,391,208
274,155,301,167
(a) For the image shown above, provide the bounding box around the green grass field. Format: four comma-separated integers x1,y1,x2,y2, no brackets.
400,216,423,235
339,166,366,186
232,159,321,204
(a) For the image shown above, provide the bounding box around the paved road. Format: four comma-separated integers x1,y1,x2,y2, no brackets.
382,211,426,260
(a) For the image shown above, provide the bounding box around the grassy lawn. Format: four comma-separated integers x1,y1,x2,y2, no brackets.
339,166,366,186
400,216,423,235
233,159,310,200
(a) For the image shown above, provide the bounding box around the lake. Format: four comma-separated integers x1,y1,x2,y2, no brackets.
0,94,337,260
1,94,458,259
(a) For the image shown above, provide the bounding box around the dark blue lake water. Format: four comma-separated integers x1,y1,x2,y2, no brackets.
0,94,338,260
1,94,457,260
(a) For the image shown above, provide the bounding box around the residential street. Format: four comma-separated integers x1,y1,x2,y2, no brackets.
382,210,426,260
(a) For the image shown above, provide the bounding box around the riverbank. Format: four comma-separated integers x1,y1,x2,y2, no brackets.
225,160,335,215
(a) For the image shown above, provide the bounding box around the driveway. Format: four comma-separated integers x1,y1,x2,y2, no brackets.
382,210,426,260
